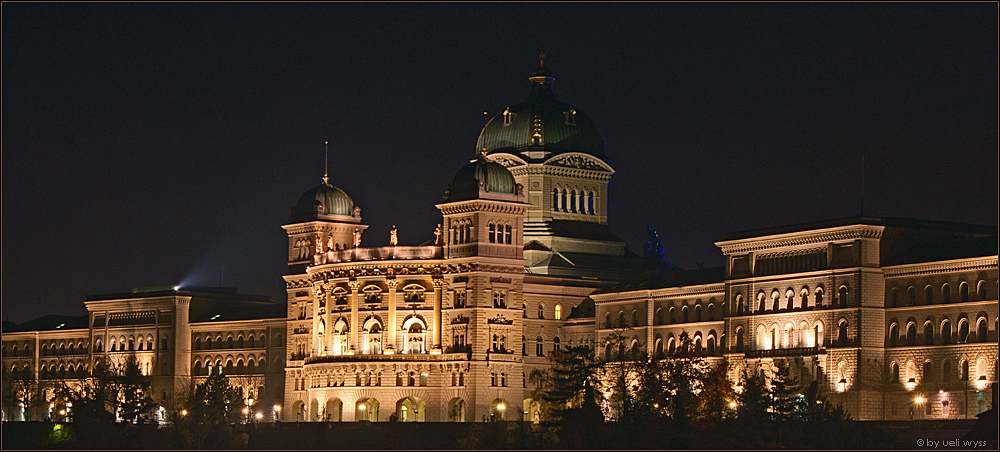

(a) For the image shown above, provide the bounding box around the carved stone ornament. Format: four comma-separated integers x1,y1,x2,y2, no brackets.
549,155,605,170
488,314,513,325
491,155,525,168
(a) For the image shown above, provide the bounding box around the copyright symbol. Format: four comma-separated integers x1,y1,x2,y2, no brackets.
917,439,924,446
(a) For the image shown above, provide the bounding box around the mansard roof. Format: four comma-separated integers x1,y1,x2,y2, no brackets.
2,314,89,333
593,266,725,294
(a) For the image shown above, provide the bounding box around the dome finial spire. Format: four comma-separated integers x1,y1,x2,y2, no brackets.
539,52,545,66
323,141,329,184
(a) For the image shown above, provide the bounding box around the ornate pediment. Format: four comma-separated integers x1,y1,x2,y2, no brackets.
486,153,527,168
544,153,613,171
487,314,513,325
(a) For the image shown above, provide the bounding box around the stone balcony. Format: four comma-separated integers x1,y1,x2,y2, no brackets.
314,246,443,265
304,352,468,364
743,346,827,359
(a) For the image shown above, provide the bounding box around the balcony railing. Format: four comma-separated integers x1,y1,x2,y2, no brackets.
744,346,826,359
305,352,467,364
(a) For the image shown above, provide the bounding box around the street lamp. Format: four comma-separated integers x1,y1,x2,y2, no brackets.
359,403,367,421
255,412,263,421
273,405,281,422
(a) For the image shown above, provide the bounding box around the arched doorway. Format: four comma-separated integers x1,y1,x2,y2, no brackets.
447,397,465,422
524,398,542,423
325,398,343,422
309,398,319,422
489,398,509,422
355,398,379,422
292,400,305,422
396,396,426,422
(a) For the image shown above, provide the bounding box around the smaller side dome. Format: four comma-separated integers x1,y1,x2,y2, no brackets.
294,182,354,217
448,152,517,199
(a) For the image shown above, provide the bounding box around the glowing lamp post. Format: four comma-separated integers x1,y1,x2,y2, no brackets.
358,403,367,422
273,405,281,422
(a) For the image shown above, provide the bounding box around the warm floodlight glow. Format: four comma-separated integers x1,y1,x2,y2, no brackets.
914,396,925,404
181,410,187,416
358,404,366,410
255,412,263,420
273,405,281,412
497,403,506,411
174,285,180,291
729,401,738,408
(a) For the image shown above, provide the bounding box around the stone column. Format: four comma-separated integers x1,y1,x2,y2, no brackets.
431,278,444,354
349,280,360,354
386,278,398,353
324,287,332,355
173,297,192,397
312,285,321,356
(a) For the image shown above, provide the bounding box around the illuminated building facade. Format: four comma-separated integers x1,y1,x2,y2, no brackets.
3,63,996,423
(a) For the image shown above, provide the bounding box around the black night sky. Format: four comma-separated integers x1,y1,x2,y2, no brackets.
3,4,997,324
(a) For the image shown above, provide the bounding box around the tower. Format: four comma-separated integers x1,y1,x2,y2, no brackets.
437,151,530,420
476,59,631,278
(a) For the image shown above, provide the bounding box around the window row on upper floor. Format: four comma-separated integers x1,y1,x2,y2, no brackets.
194,333,267,350
887,315,995,347
552,186,598,215
888,280,992,308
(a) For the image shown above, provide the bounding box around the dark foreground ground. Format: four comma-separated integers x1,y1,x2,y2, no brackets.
1,418,994,450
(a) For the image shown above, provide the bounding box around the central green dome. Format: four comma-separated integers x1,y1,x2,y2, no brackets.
475,65,606,161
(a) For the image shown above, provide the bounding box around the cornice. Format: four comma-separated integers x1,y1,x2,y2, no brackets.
716,224,885,254
882,256,998,278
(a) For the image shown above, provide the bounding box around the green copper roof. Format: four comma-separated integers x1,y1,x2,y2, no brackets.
475,67,607,161
295,182,354,217
449,155,517,198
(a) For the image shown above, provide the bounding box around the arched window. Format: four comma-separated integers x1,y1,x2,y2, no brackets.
619,311,626,327
562,189,569,212
504,224,512,244
923,360,933,382
959,282,969,302
815,288,824,307
907,323,917,346
891,362,900,382
923,322,934,345
757,293,766,312
655,308,663,325
694,305,702,322
668,307,676,324
538,303,545,319
837,321,848,347
554,304,562,320
890,289,898,308
654,338,664,358
958,319,970,343
632,310,639,327
907,287,917,305
587,192,595,214
976,280,987,299
889,324,899,347
960,360,969,381
681,306,689,323
735,294,745,315
942,284,951,304
942,359,952,382
925,286,934,305
536,337,544,356
604,313,612,329
488,223,496,243
734,328,744,351
553,337,560,355
976,317,988,342
941,320,952,345
553,188,560,211
838,286,849,307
